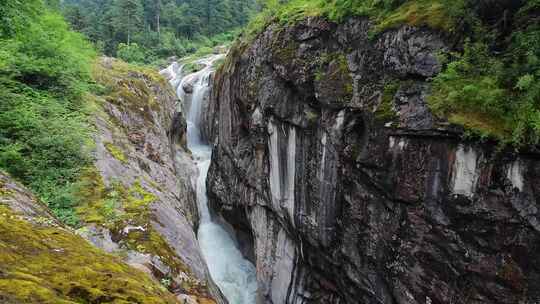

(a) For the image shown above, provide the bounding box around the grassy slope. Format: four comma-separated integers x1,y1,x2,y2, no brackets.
243,0,465,40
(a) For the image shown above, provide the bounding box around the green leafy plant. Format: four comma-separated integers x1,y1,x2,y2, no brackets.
117,43,146,64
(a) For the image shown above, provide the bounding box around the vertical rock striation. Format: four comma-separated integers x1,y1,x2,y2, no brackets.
205,17,540,304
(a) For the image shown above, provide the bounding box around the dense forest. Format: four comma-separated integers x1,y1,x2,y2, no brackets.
60,0,259,63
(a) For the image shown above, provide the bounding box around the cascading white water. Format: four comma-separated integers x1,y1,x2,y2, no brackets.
163,55,258,304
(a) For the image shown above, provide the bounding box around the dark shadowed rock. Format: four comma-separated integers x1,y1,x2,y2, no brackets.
204,17,540,304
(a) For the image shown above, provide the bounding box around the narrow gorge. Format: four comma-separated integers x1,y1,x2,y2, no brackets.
2,1,540,304
163,55,258,304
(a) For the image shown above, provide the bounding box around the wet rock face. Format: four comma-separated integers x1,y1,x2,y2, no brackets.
205,17,540,304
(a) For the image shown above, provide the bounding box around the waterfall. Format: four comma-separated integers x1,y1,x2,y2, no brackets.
162,55,258,304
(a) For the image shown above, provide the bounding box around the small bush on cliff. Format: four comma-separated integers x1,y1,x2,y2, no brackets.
429,42,508,139
429,2,540,145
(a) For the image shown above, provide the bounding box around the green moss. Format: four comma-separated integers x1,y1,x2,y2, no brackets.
73,167,107,225
305,108,320,124
104,183,182,273
373,0,464,34
336,55,354,96
104,142,128,164
375,81,400,122
92,59,164,122
120,226,189,275
315,52,353,102
74,171,211,297
273,41,299,63
75,169,155,227
0,205,178,304
448,112,509,141
0,179,11,197
144,176,164,192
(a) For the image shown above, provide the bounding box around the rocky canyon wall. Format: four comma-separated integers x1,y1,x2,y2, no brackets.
205,17,540,304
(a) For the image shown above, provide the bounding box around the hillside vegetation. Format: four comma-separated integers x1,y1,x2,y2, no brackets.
0,0,96,225
243,0,540,146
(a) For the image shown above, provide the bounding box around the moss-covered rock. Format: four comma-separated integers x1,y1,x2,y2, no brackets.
314,52,354,107
375,81,400,123
74,168,212,297
76,58,222,303
0,171,180,304
0,205,179,304
92,58,167,124
104,142,128,164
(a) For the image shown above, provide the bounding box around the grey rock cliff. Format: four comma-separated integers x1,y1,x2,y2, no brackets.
205,17,540,304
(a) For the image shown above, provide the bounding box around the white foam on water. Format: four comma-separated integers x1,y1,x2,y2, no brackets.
165,55,258,304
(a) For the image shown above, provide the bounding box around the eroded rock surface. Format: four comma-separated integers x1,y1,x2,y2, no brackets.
205,17,540,304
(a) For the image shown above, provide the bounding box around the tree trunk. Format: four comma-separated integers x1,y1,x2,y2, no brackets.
127,12,131,45
206,0,211,33
156,0,161,40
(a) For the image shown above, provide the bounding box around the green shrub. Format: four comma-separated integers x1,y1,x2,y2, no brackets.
0,0,41,38
426,0,540,145
117,43,146,64
429,35,540,145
